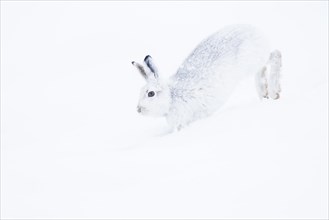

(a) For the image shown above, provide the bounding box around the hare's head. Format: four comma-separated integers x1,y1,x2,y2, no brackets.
132,55,171,117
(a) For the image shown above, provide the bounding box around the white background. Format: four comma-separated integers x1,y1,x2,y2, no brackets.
1,1,328,218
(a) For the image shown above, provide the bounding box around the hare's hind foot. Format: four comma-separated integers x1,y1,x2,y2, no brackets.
255,50,282,100
268,50,282,100
255,66,269,99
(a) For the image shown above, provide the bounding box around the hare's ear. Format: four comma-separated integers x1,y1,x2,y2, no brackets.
144,55,159,79
132,61,147,80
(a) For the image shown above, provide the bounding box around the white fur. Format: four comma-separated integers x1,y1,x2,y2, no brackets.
132,24,282,131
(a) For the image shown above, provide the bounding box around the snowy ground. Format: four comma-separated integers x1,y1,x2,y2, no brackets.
1,1,328,219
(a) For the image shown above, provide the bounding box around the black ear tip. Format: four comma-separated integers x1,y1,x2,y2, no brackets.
131,61,135,65
144,55,152,61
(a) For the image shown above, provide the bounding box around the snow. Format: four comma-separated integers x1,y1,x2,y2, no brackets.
1,1,328,219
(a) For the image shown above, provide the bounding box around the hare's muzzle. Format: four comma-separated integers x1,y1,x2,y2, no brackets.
137,106,142,113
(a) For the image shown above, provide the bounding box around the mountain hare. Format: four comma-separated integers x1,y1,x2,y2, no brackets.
132,24,282,131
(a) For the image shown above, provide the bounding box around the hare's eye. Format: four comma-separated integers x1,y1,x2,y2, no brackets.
147,91,155,97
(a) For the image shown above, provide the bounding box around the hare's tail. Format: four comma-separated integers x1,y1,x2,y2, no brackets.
255,50,282,100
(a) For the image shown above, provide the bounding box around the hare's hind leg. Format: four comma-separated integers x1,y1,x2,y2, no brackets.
255,66,269,99
267,50,282,99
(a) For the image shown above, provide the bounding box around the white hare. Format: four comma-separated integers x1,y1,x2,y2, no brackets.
132,24,282,131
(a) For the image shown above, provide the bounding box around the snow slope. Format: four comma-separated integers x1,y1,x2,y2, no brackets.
1,1,328,218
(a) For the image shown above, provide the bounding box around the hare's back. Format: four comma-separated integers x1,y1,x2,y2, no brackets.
174,25,269,84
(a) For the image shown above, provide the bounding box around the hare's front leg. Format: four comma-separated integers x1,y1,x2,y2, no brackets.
255,66,269,99
166,111,187,132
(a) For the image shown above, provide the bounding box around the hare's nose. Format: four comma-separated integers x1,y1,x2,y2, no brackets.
137,106,142,113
